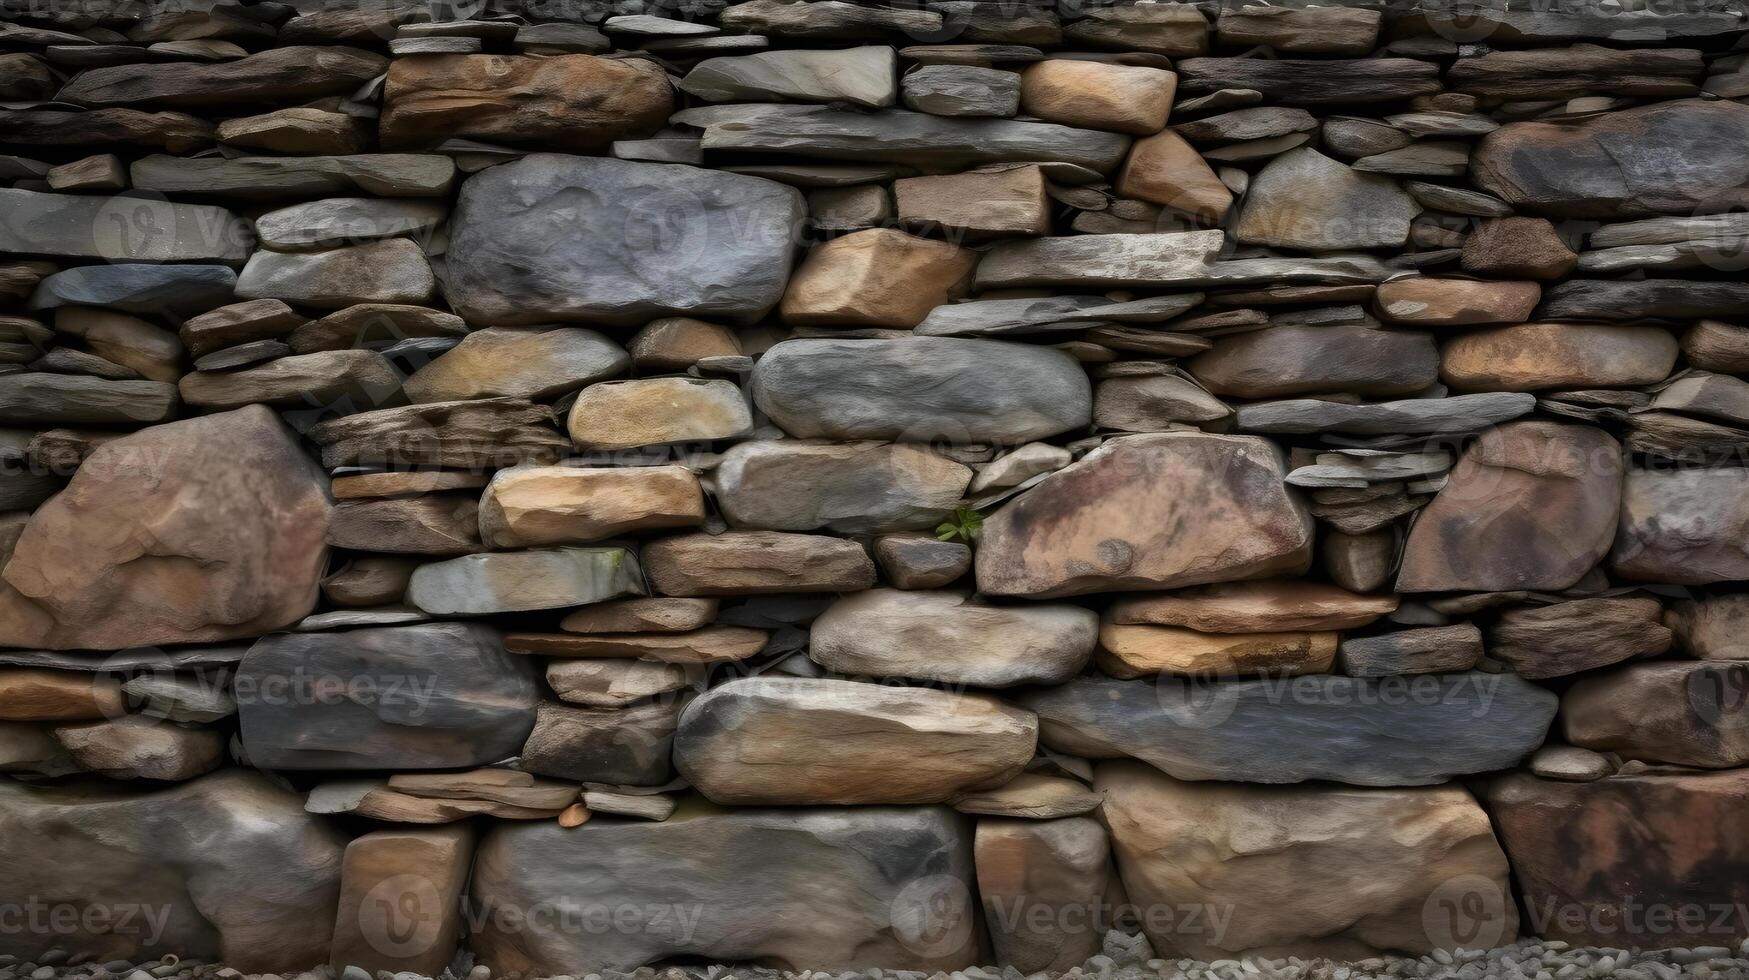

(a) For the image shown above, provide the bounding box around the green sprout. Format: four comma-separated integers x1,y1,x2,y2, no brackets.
935,507,984,544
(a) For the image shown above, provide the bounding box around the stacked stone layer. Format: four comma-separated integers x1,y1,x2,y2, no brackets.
0,0,1748,974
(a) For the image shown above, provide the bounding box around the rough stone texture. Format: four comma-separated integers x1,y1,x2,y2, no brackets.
407,547,646,615
479,465,705,548
975,817,1110,974
977,433,1313,598
780,229,976,328
445,154,804,325
0,406,329,649
681,46,897,108
1488,597,1673,679
809,589,1097,686
715,441,971,534
568,378,753,450
1108,580,1396,632
1100,761,1518,959
236,623,538,770
1018,673,1557,786
330,826,474,977
1561,661,1749,768
382,54,672,151
402,327,629,403
1440,324,1679,391
471,805,980,974
674,677,1037,804
1099,624,1338,678
1234,147,1418,250
643,531,876,595
1189,325,1438,399
0,188,249,263
1611,465,1749,584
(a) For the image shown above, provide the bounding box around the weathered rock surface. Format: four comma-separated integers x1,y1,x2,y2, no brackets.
0,406,329,649
58,46,386,108
1100,761,1518,959
1562,661,1749,768
976,817,1110,973
1235,392,1537,435
1019,60,1175,135
0,669,123,721
680,46,896,107
1666,593,1749,660
407,547,646,615
382,54,672,150
643,531,876,595
1611,465,1749,584
520,699,679,785
471,804,980,974
52,715,224,782
715,441,971,534
309,398,569,469
480,465,705,548
1440,323,1678,391
568,378,753,450
977,433,1313,598
1374,278,1541,327
1018,672,1557,785
1189,325,1438,399
237,238,437,308
1108,580,1396,632
0,188,250,263
253,198,447,251
1235,147,1418,250
0,771,344,969
330,826,474,977
179,349,401,411
1176,58,1440,104
404,327,628,403
674,677,1037,804
0,373,179,426
781,228,975,328
752,338,1091,444
1336,624,1485,677
130,154,457,199
810,589,1096,686
236,623,538,770
445,154,804,325
1488,597,1672,679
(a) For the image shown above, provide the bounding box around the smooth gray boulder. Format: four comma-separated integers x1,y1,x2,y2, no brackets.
470,804,981,975
1017,673,1557,786
714,440,972,534
751,337,1091,444
0,188,251,263
444,154,804,325
679,46,897,107
29,263,236,315
235,623,538,770
1235,393,1537,434
0,770,344,970
809,589,1097,686
1234,147,1418,250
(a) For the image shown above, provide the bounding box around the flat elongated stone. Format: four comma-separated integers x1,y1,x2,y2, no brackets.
180,299,305,358
520,699,680,785
382,54,672,151
547,659,690,708
254,198,447,250
1488,597,1672,679
327,495,479,556
479,466,705,548
1448,45,1703,100
1189,325,1437,398
1176,58,1441,104
446,154,802,326
0,188,249,263
560,596,718,634
672,104,1131,174
31,263,236,315
1019,60,1175,136
309,398,569,469
715,440,971,534
179,349,401,411
1565,660,1749,768
1473,99,1749,217
1216,5,1381,54
0,771,344,970
1440,323,1678,391
1398,422,1622,593
508,626,768,664
1374,278,1541,326
1537,278,1749,321
57,45,386,108
236,238,436,308
1101,762,1517,960
680,45,896,107
0,373,178,425
675,677,1036,804
1336,624,1484,677
1109,580,1395,632
1235,392,1537,435
131,154,457,199
978,433,1312,599
404,327,628,403
289,303,467,355
643,531,876,595
719,0,944,38
218,107,367,156
1234,147,1418,250
1612,465,1749,584
902,64,1020,117
237,623,537,771
0,108,214,153
568,378,752,450
407,547,646,615
894,166,1050,239
752,338,1091,444
1099,624,1337,678
471,804,979,975
0,406,329,649
1019,672,1557,785
810,589,1096,686
52,715,223,781
975,230,1226,288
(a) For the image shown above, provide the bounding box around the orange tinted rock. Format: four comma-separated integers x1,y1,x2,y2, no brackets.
779,229,976,328
1115,130,1233,221
1019,60,1175,135
1374,278,1541,327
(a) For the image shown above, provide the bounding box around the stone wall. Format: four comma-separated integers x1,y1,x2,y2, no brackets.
0,0,1748,975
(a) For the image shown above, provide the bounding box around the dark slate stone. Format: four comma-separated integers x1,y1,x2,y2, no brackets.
1234,392,1537,435
1537,279,1749,321
0,188,252,264
444,153,805,326
235,622,539,770
28,263,236,315
1175,58,1442,105
1015,672,1557,786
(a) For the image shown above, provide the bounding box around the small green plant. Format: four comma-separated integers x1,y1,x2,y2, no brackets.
935,507,984,544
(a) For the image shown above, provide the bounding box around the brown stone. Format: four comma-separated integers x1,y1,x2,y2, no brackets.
1488,597,1672,680
381,54,673,151
1099,761,1518,959
546,660,692,708
479,466,705,549
1108,580,1396,632
1448,45,1703,102
953,773,1105,820
673,677,1036,804
288,304,468,355
0,108,216,154
1335,624,1484,677
1486,769,1749,948
217,107,368,155
1460,218,1577,280
519,698,680,785
403,327,629,404
57,46,387,109
55,307,184,383
309,398,570,470
1098,624,1337,678
179,299,306,358
873,534,972,589
1188,325,1438,399
894,166,1050,239
179,349,402,411
977,433,1313,598
644,531,876,596
1115,129,1233,222
1612,466,1749,585
506,626,768,664
976,817,1111,974
559,597,719,634
1324,528,1396,593
0,406,330,649
1397,422,1621,593
45,154,126,193
1373,278,1541,327
330,826,474,977
1215,5,1380,54
1682,320,1749,375
1562,661,1749,768
328,495,480,557
1441,323,1678,392
330,471,489,499
1019,60,1175,135
780,229,976,328
321,557,417,608
52,715,223,781
0,669,124,721
627,318,742,370
1666,593,1749,660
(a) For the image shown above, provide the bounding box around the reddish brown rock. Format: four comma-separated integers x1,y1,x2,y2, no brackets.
0,669,123,721
1562,661,1749,768
330,826,475,977
1488,597,1673,680
1397,422,1622,593
1460,217,1577,280
1019,60,1176,135
779,229,976,328
1440,323,1678,392
0,406,331,649
1188,325,1438,399
1108,580,1396,632
643,532,876,596
1373,278,1541,327
1115,130,1233,222
1682,320,1749,375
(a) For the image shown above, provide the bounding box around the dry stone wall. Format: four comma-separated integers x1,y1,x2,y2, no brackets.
0,0,1747,976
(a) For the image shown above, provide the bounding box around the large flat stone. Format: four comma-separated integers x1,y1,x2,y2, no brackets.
382,54,672,151
751,338,1090,444
0,188,249,263
1439,323,1678,391
1188,324,1437,398
0,406,329,649
680,45,897,107
57,45,386,108
1234,393,1537,435
714,440,971,534
30,263,236,315
236,623,538,770
977,433,1313,598
1175,58,1440,104
479,466,704,548
0,373,178,426
130,154,457,199
1017,672,1557,786
643,531,877,595
307,398,569,469
471,803,980,975
674,677,1036,804
444,154,803,325
403,327,629,403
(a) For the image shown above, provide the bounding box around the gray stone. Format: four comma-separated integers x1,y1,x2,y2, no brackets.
671,104,1130,174
0,770,343,970
1235,147,1418,250
253,197,448,250
236,239,436,308
680,45,896,107
121,674,235,723
1336,624,1485,677
972,230,1226,289
130,153,457,199
715,440,972,534
751,337,1091,444
236,623,538,770
308,397,569,470
1176,58,1441,104
406,547,646,615
917,293,1201,337
56,44,387,108
0,188,250,263
1537,279,1749,321
444,154,804,325
902,64,1021,117
193,339,292,371
809,588,1096,686
719,0,944,40
1488,597,1672,679
1018,672,1557,786
470,804,979,975
873,534,972,589
1612,465,1749,584
30,263,236,315
1235,393,1536,435
0,373,178,425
